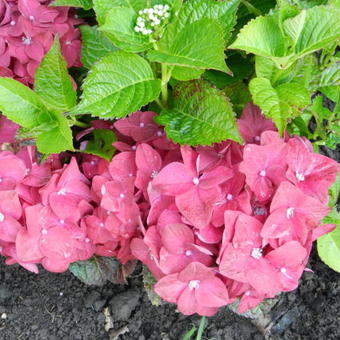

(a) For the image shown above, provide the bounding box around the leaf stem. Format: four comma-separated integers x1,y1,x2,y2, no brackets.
161,63,172,107
72,120,90,128
241,0,262,16
195,316,206,340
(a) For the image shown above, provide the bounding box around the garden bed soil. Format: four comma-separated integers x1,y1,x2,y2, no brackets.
0,246,339,340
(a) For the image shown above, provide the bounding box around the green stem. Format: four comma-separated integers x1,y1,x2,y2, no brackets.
72,120,90,128
195,316,206,340
241,0,262,16
155,98,165,110
161,63,169,106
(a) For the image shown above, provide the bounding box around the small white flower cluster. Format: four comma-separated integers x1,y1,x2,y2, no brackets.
134,4,170,35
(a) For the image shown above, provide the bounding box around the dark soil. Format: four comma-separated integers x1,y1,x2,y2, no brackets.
0,246,339,340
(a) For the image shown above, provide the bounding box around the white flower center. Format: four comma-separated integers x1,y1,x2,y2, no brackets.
254,136,260,142
41,228,48,235
101,185,106,195
193,177,199,185
119,193,125,198
22,36,32,45
131,145,137,151
10,20,16,26
57,188,67,196
251,248,263,259
156,131,163,136
280,267,287,274
85,238,90,243
139,122,145,127
226,194,233,201
59,219,65,224
0,177,2,183
151,170,158,178
286,207,295,219
185,250,193,256
295,171,305,181
99,222,104,228
90,160,96,165
0,212,4,222
259,170,266,177
65,41,72,45
188,280,200,290
29,15,34,21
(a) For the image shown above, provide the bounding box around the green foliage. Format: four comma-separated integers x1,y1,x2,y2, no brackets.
0,78,52,129
71,51,161,118
51,0,93,10
156,80,241,146
34,38,77,113
318,218,340,273
80,25,118,69
231,5,340,68
249,77,310,134
99,7,153,53
148,19,230,73
83,129,117,160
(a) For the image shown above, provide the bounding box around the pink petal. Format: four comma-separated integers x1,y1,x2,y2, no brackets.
195,277,229,308
154,273,186,303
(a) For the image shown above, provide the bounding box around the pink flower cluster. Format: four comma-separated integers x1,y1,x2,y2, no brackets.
0,104,338,316
0,0,82,85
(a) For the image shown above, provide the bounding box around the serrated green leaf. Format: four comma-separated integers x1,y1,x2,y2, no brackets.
84,129,117,160
170,0,240,42
156,80,241,146
51,0,93,9
148,19,229,73
275,82,310,110
71,51,161,118
325,132,340,150
249,77,286,133
69,256,121,285
328,172,340,208
319,60,340,88
229,14,286,57
317,223,340,273
283,5,340,57
36,111,74,153
99,7,152,53
34,38,76,113
80,25,118,69
0,77,52,128
255,54,318,88
171,66,203,81
311,95,333,121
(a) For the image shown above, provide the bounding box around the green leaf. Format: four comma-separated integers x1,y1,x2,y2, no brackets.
319,60,340,88
229,14,286,57
84,129,117,160
80,25,118,69
224,81,252,115
99,7,152,53
142,266,163,306
249,77,310,134
148,19,230,73
328,172,340,208
71,51,161,118
255,54,318,88
204,54,253,88
317,223,340,273
0,78,52,129
171,66,203,81
69,256,126,286
51,0,93,10
36,111,74,153
283,5,340,57
171,0,240,42
34,38,76,113
156,80,241,146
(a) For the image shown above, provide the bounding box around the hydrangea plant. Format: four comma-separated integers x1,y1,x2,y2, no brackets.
0,0,339,323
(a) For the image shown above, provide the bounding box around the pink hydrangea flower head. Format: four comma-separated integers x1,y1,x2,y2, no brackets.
155,262,229,316
237,103,277,144
0,151,26,190
114,111,159,142
285,138,339,203
239,141,287,202
158,223,212,274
